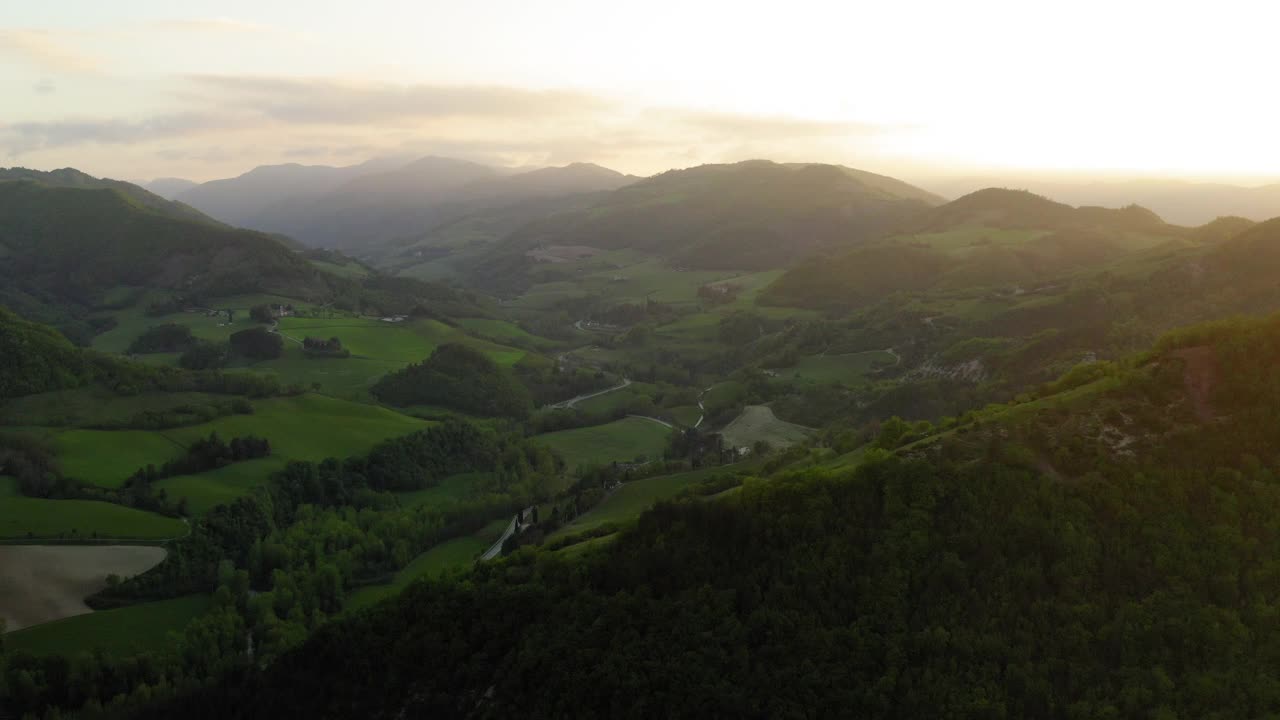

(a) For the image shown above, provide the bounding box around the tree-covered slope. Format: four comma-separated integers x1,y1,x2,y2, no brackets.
0,167,219,227
131,315,1280,719
763,188,1188,309
0,180,327,303
497,160,942,271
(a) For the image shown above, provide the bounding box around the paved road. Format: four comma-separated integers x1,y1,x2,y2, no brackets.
479,506,534,561
550,378,632,409
627,414,675,429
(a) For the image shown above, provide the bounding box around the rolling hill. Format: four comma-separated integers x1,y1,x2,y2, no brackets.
763,188,1188,309
496,160,942,272
1,167,218,227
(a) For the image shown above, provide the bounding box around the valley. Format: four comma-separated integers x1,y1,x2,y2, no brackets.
7,154,1280,720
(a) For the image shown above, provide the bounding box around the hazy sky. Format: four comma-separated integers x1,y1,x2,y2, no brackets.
4,0,1279,183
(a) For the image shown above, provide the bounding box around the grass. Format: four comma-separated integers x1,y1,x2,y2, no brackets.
37,394,425,494
395,472,494,508
547,465,733,541
257,317,528,399
779,350,897,385
345,519,509,611
0,477,187,539
456,318,557,349
89,293,529,400
533,417,672,470
6,594,211,657
720,406,812,449
573,382,658,415
668,405,703,427
0,387,238,428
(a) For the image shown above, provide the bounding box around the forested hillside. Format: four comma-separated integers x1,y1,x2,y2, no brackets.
496,160,941,272
121,314,1280,719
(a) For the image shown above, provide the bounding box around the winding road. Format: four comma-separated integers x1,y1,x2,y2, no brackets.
550,378,632,409
480,506,534,561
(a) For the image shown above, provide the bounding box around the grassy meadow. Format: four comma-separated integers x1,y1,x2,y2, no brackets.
533,417,672,470
6,595,211,657
0,477,187,540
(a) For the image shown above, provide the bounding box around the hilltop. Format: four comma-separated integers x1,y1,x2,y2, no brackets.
496,160,941,272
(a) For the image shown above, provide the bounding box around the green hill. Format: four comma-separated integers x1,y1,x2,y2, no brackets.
494,160,942,274
0,167,219,227
763,188,1186,310
128,315,1280,720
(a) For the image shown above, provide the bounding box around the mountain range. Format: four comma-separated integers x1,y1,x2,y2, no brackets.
167,157,636,250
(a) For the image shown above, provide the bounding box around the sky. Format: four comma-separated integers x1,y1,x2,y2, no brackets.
4,0,1280,184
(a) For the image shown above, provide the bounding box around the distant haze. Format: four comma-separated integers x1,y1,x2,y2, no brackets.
4,1,1280,185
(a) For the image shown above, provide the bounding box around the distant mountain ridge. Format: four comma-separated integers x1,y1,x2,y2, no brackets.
494,159,942,272
175,157,637,250
921,176,1280,226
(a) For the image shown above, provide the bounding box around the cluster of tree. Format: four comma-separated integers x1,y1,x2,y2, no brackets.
127,323,197,354
125,432,271,489
90,398,254,431
229,327,283,361
372,344,532,419
512,354,616,407
301,336,348,358
178,340,230,370
0,306,285,401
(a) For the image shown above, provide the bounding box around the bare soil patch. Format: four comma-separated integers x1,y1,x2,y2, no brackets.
0,545,166,631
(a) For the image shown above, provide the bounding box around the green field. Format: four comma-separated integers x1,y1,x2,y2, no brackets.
88,294,529,400
533,417,672,469
6,594,211,657
395,472,494,508
780,350,897,385
0,477,187,539
26,394,426,511
90,290,315,355
456,318,557,349
547,465,732,541
0,388,240,428
345,519,509,611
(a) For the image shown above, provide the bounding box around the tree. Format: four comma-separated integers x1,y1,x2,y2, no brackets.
249,305,274,324
229,327,283,361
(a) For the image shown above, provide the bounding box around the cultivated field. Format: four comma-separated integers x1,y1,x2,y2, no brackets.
534,417,672,470
720,405,812,449
0,545,166,631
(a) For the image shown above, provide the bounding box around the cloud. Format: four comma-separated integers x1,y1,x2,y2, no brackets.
660,108,900,140
0,29,101,74
187,76,614,125
2,112,246,155
148,18,268,34
2,74,903,178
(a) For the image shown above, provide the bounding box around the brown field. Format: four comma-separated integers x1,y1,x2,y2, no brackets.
720,405,813,450
0,545,166,631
